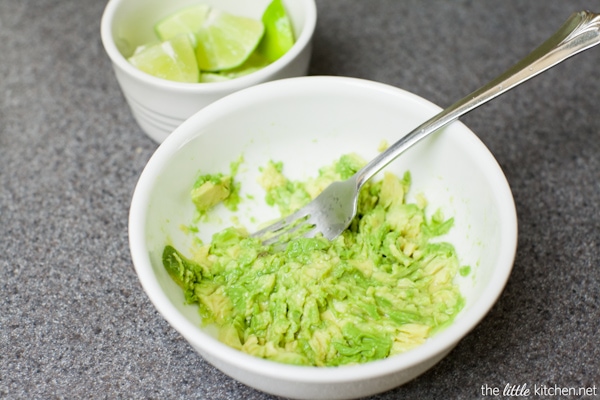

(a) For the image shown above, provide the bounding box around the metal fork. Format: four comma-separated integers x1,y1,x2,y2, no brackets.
252,10,600,245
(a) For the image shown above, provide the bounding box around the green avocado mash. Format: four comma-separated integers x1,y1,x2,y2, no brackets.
163,154,465,366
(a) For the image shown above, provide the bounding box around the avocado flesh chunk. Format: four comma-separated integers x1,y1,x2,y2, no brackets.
191,177,232,213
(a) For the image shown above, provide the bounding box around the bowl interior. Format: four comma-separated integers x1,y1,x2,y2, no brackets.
105,0,310,59
130,76,517,379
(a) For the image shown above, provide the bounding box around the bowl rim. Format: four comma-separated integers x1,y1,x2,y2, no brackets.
128,75,518,382
100,0,317,93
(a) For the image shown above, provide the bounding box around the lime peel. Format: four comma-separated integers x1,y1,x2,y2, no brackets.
257,0,295,62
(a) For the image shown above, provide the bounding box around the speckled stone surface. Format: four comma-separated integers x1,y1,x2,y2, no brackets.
1,1,599,399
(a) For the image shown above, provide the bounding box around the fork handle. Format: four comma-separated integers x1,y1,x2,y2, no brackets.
355,10,600,189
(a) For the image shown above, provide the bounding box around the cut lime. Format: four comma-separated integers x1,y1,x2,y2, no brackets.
220,52,270,77
200,53,270,82
257,0,295,62
199,72,231,83
195,9,265,71
155,4,211,47
128,35,199,83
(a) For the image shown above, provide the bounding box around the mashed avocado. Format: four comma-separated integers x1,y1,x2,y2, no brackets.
163,154,465,366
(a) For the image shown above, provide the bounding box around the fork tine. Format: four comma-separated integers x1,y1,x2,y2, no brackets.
251,209,305,237
260,216,316,246
251,207,315,245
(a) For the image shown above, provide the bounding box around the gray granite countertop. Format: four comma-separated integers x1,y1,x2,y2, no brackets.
1,1,599,399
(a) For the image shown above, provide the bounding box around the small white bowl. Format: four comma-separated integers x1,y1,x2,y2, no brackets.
129,76,518,399
101,0,317,143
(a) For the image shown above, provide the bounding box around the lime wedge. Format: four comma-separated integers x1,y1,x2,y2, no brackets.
154,4,211,46
195,9,265,71
221,52,270,77
200,53,271,82
257,0,295,62
128,35,199,83
199,72,231,83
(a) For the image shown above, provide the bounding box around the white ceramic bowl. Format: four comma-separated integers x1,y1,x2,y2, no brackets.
129,76,518,399
101,0,316,143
